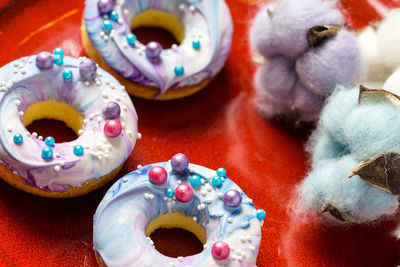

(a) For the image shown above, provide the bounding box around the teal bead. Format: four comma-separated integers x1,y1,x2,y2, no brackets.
110,11,119,21
63,69,73,80
42,147,53,160
174,65,184,76
165,187,175,198
13,133,23,144
73,145,84,156
126,33,137,46
103,20,112,32
54,55,63,65
216,168,226,177
211,176,223,188
256,209,266,221
45,136,55,147
53,48,64,57
189,175,201,187
192,39,201,50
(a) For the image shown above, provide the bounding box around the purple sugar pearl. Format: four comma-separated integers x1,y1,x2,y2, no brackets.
79,58,97,81
98,0,114,15
102,101,121,120
36,52,54,70
223,189,242,208
171,153,189,173
145,41,162,63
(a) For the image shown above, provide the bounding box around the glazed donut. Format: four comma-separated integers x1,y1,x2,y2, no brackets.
0,51,139,198
82,0,233,100
93,153,265,266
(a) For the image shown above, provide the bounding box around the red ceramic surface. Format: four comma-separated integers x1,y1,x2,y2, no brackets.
0,0,399,266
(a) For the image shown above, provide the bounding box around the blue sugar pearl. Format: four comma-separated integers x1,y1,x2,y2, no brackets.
103,20,112,32
63,69,73,80
256,209,266,221
190,175,201,187
110,10,119,21
216,168,226,177
45,136,55,147
53,48,64,57
192,39,201,50
165,187,175,198
174,65,184,76
53,55,63,65
211,176,223,188
73,145,84,156
42,147,53,160
126,33,137,46
13,133,23,144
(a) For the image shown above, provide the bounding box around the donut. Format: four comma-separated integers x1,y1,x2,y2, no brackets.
82,0,233,100
93,153,265,266
0,50,139,198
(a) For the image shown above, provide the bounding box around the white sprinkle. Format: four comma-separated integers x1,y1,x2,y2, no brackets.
78,130,84,135
179,4,185,11
206,199,212,204
189,5,196,12
137,165,142,169
120,85,126,91
169,262,174,267
110,83,115,89
218,211,224,217
54,166,61,172
171,200,176,205
7,127,12,132
118,18,123,24
247,199,253,203
96,80,101,86
149,194,154,200
206,185,212,192
96,70,103,76
177,256,183,262
99,31,105,37
192,216,197,222
249,245,255,251
109,32,115,39
89,114,95,120
0,81,5,86
6,83,11,89
19,111,24,116
123,8,129,15
144,193,149,199
13,68,18,74
201,179,205,185
228,218,233,223
163,196,168,201
115,97,120,102
97,118,102,123
32,132,38,137
103,35,109,41
123,177,128,182
14,62,19,67
90,152,96,157
121,122,126,129
12,170,18,175
84,81,90,87
55,153,61,158
137,50,143,56
20,68,26,74
38,136,43,140
103,14,109,19
102,93,108,99
240,236,246,243
203,244,209,250
104,153,110,159
12,78,16,84
246,236,252,242
201,190,207,196
218,193,224,199
25,132,31,137
171,44,178,49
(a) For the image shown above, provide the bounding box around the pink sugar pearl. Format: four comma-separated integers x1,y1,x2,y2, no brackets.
211,241,230,260
104,120,122,138
174,184,193,203
148,166,168,185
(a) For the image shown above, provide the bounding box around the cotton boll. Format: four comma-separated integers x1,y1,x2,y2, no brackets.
298,155,398,222
319,87,359,144
249,7,279,58
383,69,400,96
254,56,296,102
357,26,390,86
296,30,363,96
255,91,291,118
343,102,400,159
292,83,325,122
272,0,343,59
377,9,400,69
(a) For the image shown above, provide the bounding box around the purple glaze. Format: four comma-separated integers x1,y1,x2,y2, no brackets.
145,42,162,63
223,189,242,208
97,0,114,15
79,58,97,81
36,52,54,70
170,153,189,173
102,101,121,119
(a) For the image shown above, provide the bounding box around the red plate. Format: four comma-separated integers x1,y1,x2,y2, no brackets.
0,0,399,266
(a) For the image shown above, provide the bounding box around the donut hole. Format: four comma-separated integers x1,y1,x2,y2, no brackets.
131,10,184,49
22,100,84,143
146,212,205,257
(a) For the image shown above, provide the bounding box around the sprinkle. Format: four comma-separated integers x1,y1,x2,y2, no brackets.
63,69,73,80
206,199,212,203
171,44,178,49
201,190,207,196
7,127,12,132
89,114,95,120
240,236,246,243
247,236,252,242
192,216,197,222
137,132,142,139
189,5,196,12
13,68,18,74
102,93,108,99
203,244,209,250
177,256,183,262
56,153,61,158
137,165,142,169
174,65,184,76
228,218,233,223
38,136,43,140
19,111,24,116
169,262,174,267
84,81,90,87
32,132,38,137
218,193,224,199
218,211,224,217
54,166,61,172
13,133,23,144
123,8,129,15
15,100,21,106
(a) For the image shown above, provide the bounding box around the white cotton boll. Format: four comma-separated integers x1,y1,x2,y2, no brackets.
377,9,400,69
382,68,400,96
357,26,390,86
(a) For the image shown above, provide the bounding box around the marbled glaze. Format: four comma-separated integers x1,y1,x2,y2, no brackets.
93,162,262,266
83,0,233,97
0,55,138,191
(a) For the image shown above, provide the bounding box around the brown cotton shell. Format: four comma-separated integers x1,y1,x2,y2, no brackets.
307,25,341,48
320,202,348,222
358,84,400,108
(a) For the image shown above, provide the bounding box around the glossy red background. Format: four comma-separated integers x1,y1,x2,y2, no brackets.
0,0,399,266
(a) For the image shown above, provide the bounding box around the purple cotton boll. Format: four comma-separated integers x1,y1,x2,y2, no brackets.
249,7,279,58
292,84,325,122
255,88,291,118
254,56,296,102
296,30,363,96
273,0,343,59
